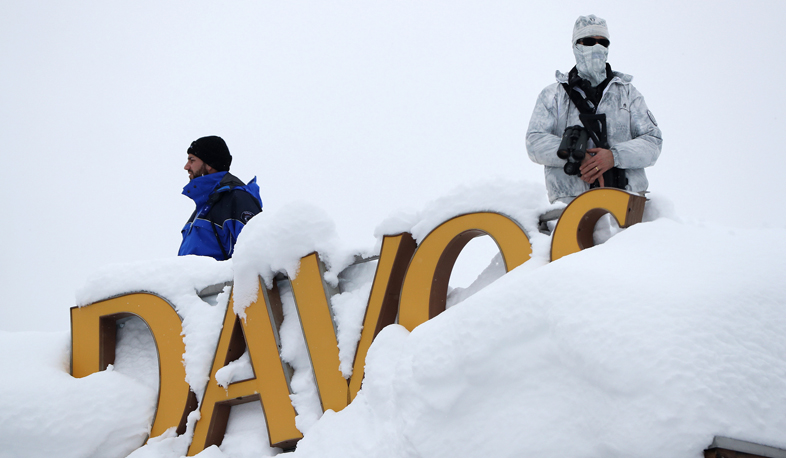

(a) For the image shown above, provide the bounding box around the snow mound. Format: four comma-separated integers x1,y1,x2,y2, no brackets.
292,220,786,458
2,180,785,458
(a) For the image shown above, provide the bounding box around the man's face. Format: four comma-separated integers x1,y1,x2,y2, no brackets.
185,154,210,180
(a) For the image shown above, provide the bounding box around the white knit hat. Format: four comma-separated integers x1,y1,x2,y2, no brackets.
572,15,610,45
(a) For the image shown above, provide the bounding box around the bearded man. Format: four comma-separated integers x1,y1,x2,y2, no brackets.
526,15,662,204
179,136,262,260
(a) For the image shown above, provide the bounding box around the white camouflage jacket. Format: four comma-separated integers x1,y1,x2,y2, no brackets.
526,70,662,203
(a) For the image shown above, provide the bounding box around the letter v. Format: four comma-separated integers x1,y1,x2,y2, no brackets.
348,233,416,401
289,236,417,408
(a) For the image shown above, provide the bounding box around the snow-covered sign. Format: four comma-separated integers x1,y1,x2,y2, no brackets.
70,188,645,456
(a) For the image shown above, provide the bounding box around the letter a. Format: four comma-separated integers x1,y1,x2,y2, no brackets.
187,280,301,455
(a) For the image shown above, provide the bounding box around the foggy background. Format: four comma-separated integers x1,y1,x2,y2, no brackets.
2,0,783,332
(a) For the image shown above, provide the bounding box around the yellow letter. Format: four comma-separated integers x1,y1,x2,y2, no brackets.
398,212,532,332
187,280,301,455
70,294,193,439
349,233,417,401
289,253,349,412
550,188,646,262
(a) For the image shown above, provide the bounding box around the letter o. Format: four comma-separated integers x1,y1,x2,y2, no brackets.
398,212,532,332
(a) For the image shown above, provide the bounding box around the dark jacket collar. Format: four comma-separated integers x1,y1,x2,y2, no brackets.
182,171,228,208
567,64,615,108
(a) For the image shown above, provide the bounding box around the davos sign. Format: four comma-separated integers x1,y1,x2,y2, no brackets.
70,189,645,455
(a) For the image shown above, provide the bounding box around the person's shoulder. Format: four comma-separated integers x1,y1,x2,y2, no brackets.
610,71,634,84
218,172,245,188
225,176,262,208
539,70,572,92
535,72,565,99
609,71,650,99
213,184,262,220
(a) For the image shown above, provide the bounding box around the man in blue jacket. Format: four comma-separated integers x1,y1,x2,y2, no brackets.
179,136,263,261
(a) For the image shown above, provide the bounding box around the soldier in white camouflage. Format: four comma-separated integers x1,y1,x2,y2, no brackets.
526,15,662,204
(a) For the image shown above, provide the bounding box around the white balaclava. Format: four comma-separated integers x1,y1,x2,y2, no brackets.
572,14,610,87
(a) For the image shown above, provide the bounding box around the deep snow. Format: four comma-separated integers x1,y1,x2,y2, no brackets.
1,180,785,458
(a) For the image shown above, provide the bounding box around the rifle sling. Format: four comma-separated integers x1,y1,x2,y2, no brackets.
560,77,628,190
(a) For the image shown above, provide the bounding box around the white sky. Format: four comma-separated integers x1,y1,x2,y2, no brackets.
1,0,784,332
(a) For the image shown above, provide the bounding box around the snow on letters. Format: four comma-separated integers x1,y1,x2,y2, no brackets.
2,179,786,458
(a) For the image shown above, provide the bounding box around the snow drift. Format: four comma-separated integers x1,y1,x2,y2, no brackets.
1,179,785,458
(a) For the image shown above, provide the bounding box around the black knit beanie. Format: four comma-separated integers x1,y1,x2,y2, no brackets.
187,136,232,172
